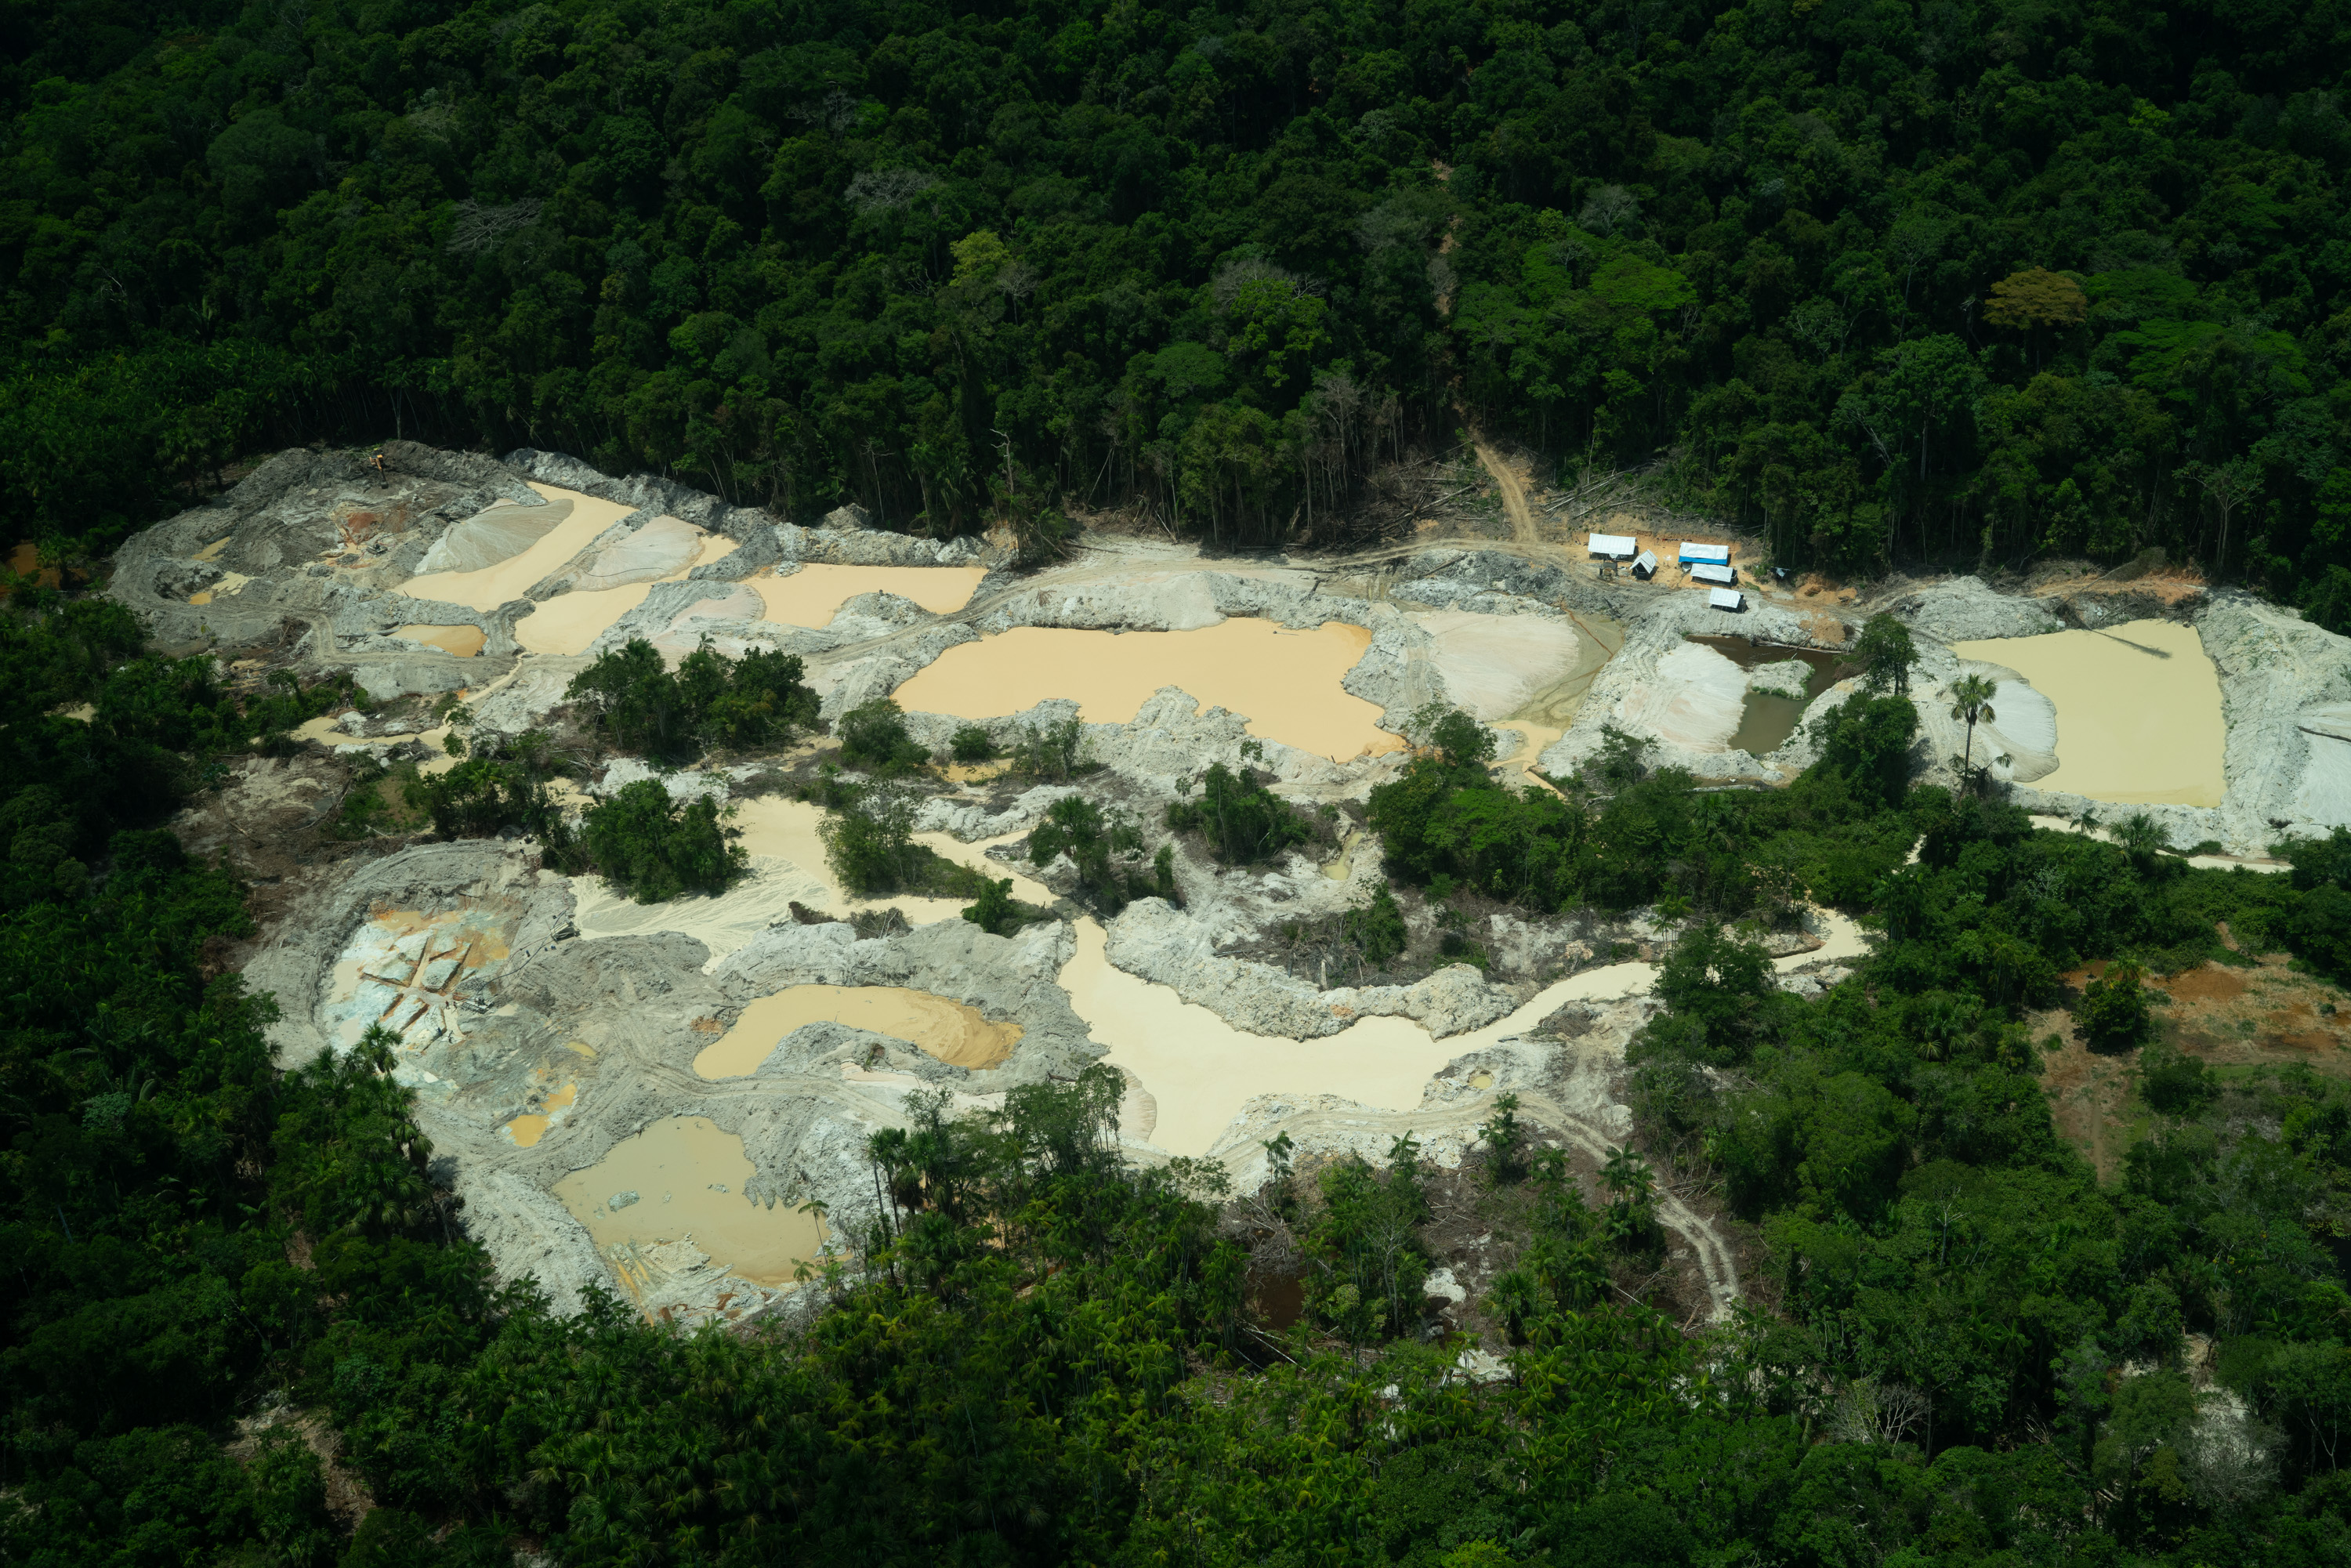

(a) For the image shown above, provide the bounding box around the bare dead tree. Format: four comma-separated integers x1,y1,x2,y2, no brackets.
447,199,544,256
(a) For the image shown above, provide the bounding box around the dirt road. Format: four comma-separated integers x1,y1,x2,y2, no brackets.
1472,440,1539,544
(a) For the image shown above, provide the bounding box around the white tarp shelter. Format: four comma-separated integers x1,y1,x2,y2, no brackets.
1631,549,1659,578
1709,587,1744,611
1679,541,1731,565
1690,562,1737,585
1587,531,1638,558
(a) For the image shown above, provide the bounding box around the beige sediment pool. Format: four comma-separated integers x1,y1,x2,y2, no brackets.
512,583,658,656
696,985,1020,1077
1064,904,1878,1159
397,624,486,657
892,618,1400,762
750,563,987,625
397,483,638,609
1059,921,1467,1153
552,1115,828,1286
564,796,995,971
1951,618,2224,806
1321,828,1365,880
398,484,741,651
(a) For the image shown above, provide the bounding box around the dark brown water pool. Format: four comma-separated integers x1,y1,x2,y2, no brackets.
1686,636,1860,756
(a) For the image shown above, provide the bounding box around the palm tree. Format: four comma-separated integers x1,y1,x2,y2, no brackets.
1948,673,1998,787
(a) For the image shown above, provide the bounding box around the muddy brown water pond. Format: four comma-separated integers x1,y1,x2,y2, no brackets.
1951,619,2223,807
1686,635,1859,755
397,624,486,657
749,563,986,625
695,985,1022,1076
505,1080,577,1146
552,1115,828,1286
397,483,639,610
893,618,1400,763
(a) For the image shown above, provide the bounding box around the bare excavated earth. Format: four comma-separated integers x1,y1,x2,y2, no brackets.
112,444,2351,1337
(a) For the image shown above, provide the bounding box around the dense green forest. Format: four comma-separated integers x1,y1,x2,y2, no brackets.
9,2,2351,1564
7,0,2351,617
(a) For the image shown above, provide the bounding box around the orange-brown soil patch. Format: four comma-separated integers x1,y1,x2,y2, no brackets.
2158,963,2248,1004
2152,956,2351,1077
2031,565,2208,607
5,541,62,588
2037,955,2349,1179
1794,573,1860,604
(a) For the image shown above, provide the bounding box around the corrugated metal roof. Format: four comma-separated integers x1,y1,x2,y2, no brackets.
1587,532,1637,557
1708,587,1744,610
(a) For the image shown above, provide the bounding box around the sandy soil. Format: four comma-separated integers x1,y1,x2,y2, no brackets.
2038,951,2347,1179
892,619,1402,763
1609,641,1751,751
567,853,837,968
1951,618,2225,806
1493,722,1564,791
1471,440,1541,544
1411,609,1593,720
2031,563,2209,608
729,796,979,923
697,985,1020,1076
411,497,572,575
570,513,704,588
551,1115,828,1285
567,794,1034,976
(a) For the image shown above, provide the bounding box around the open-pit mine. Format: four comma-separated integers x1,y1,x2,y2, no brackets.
112,442,2351,1327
